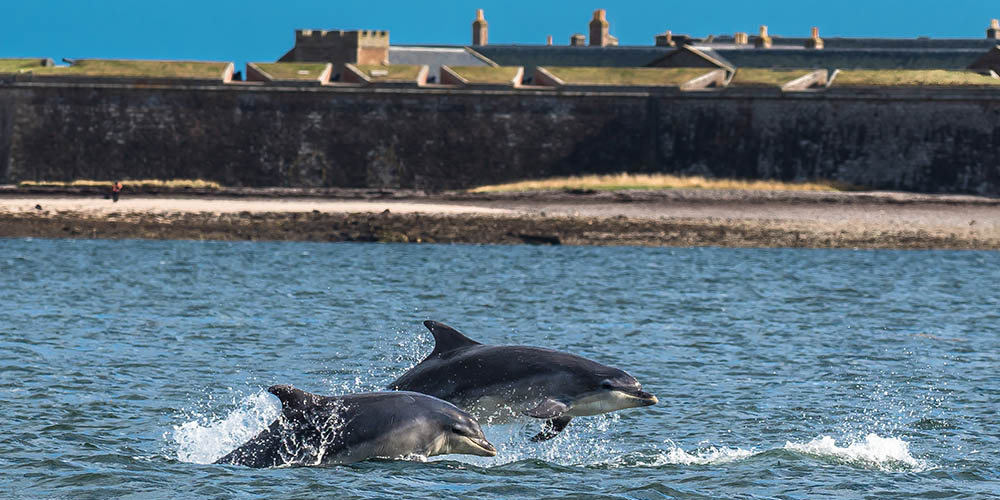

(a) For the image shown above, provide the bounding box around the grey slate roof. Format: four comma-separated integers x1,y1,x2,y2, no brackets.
389,46,492,82
705,36,999,50
695,47,994,71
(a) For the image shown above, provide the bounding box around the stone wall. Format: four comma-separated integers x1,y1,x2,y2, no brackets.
1,83,999,194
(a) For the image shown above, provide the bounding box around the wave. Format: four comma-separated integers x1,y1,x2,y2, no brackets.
782,434,927,471
621,434,927,472
169,391,927,472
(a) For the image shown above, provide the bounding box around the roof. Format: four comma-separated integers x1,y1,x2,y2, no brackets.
695,47,992,71
389,46,492,81
704,36,1000,50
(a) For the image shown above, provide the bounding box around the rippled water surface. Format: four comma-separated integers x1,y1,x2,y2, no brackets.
1,239,998,499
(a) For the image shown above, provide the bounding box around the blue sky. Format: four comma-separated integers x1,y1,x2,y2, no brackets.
3,0,998,67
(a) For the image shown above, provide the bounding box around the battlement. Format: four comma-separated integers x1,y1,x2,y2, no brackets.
282,28,390,66
295,29,389,46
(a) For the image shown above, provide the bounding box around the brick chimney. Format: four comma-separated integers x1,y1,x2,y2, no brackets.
805,26,824,49
472,9,488,45
988,19,1000,39
546,35,553,46
655,30,676,47
754,25,772,48
570,33,586,46
734,32,749,45
589,9,611,46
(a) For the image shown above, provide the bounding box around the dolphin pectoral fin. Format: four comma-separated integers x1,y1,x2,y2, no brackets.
522,399,569,419
425,321,482,356
529,416,573,442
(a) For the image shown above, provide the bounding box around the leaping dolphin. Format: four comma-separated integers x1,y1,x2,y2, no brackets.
388,321,658,441
215,385,497,468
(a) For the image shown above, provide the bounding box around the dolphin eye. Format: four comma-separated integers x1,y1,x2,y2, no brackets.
601,381,614,390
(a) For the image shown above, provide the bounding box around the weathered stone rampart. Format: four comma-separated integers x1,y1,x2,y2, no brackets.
1,83,999,194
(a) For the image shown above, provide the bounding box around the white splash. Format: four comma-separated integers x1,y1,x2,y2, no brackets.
656,442,757,466
783,434,925,471
170,390,281,464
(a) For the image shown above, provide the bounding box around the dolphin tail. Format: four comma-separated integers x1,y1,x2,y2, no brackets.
529,416,573,442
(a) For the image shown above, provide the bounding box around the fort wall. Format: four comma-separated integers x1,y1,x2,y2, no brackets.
2,83,1000,194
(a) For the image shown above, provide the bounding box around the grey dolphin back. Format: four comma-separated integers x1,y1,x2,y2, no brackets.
269,384,321,413
424,320,481,357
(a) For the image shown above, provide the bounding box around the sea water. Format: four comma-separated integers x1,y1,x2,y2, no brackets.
0,239,997,499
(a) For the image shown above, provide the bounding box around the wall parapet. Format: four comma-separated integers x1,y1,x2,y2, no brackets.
2,82,1000,195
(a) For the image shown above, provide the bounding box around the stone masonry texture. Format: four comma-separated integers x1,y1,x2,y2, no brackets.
1,84,999,194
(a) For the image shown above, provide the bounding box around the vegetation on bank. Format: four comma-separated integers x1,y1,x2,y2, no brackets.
355,64,423,81
18,179,223,190
13,59,229,79
729,68,818,87
833,69,1000,87
0,59,50,73
541,67,711,86
469,173,861,193
447,66,521,84
253,62,329,81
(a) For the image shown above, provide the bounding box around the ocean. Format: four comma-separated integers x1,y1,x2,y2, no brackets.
1,239,997,498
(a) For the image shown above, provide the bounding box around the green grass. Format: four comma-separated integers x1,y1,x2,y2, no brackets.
729,68,818,87
448,66,521,84
253,62,328,80
833,69,1000,87
23,59,229,79
470,173,862,193
355,64,422,81
0,58,49,73
18,179,223,190
541,67,712,86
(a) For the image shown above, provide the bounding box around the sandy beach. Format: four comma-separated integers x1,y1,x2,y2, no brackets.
1,190,998,249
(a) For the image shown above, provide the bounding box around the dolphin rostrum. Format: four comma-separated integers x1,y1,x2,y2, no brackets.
388,321,658,441
214,385,497,468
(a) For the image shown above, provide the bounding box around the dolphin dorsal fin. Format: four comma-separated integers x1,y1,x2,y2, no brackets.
267,385,313,412
424,320,480,356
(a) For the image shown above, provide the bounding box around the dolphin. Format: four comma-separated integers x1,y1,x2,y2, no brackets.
214,385,497,468
388,321,658,441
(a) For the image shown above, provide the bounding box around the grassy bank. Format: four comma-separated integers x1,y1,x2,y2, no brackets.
469,173,860,193
18,179,223,189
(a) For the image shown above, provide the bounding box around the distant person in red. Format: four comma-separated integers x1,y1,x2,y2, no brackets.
111,181,123,202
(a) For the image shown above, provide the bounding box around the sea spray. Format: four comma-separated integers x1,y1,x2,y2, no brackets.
171,390,281,464
783,434,925,471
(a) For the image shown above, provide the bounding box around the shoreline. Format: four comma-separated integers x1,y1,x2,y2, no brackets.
1,190,998,250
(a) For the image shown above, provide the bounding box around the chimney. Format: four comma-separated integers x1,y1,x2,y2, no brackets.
570,33,586,46
806,26,824,49
989,19,1000,39
734,32,749,45
589,9,610,46
472,9,488,45
546,35,553,46
754,25,772,48
655,30,676,47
